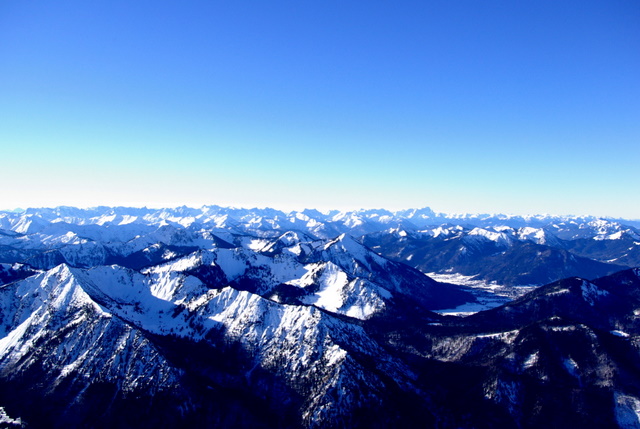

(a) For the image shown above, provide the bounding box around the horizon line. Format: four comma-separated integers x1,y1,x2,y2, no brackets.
1,204,637,221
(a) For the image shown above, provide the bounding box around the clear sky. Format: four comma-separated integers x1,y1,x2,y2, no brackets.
1,1,639,218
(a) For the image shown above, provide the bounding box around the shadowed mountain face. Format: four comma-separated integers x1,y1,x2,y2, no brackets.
1,207,640,428
362,226,629,286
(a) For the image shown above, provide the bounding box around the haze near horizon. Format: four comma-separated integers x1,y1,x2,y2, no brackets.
1,1,638,218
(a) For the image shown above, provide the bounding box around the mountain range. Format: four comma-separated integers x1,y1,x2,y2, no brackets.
1,206,640,427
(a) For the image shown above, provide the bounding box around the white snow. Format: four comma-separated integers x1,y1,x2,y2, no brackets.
523,352,539,369
612,330,631,338
547,289,571,297
607,231,624,240
427,272,536,316
581,280,609,306
118,215,138,225
0,313,36,358
468,227,512,245
615,393,640,429
563,357,579,378
518,227,547,244
0,407,23,426
248,238,270,251
325,344,347,367
291,264,386,320
548,325,577,332
475,329,519,343
421,226,463,238
300,263,349,312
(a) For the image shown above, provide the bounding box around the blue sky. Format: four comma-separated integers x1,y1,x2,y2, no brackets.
1,1,639,217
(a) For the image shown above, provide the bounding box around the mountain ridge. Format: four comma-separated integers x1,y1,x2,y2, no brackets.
2,206,640,427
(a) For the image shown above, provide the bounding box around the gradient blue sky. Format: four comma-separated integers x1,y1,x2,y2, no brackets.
1,1,639,217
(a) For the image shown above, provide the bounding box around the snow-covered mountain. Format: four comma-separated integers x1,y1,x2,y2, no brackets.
1,206,640,427
1,259,448,425
2,205,637,237
362,225,631,287
2,205,638,274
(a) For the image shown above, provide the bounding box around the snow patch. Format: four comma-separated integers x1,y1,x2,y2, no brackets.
248,239,270,251
547,289,571,297
475,329,519,343
581,280,609,306
428,272,535,316
563,358,579,378
615,393,640,429
523,352,539,369
0,407,23,426
468,227,512,245
300,263,348,312
612,330,631,338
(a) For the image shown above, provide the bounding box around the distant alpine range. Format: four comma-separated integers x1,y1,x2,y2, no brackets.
1,206,640,428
